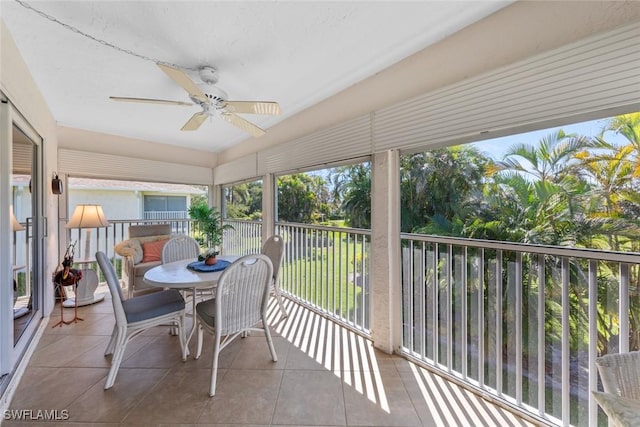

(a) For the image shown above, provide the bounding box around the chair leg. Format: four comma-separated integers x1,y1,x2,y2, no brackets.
104,325,118,356
104,333,128,389
273,284,288,318
263,318,278,362
195,322,204,360
177,316,187,361
209,334,221,397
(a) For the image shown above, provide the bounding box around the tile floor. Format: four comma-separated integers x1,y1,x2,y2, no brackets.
4,286,539,426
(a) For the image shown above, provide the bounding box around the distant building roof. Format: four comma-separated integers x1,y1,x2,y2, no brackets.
68,177,206,194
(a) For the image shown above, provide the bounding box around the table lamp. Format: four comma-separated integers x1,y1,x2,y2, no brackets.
11,207,28,318
11,208,25,232
66,204,109,260
64,204,109,307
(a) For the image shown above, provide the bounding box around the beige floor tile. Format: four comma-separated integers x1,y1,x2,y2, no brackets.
46,312,115,337
122,368,214,424
8,366,108,411
119,333,186,369
66,367,169,423
229,335,290,370
180,332,244,370
28,335,107,367
272,370,346,426
197,369,282,424
343,370,421,426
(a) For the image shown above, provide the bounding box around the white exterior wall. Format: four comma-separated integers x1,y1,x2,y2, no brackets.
68,189,140,221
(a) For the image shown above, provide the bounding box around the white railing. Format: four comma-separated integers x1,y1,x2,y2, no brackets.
222,219,371,332
276,222,371,334
222,219,262,256
400,233,640,427
143,210,188,220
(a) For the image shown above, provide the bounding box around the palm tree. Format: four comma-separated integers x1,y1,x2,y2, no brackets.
490,130,593,183
340,164,371,229
400,146,488,233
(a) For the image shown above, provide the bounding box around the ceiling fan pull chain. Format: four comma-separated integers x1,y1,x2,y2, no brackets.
14,0,197,72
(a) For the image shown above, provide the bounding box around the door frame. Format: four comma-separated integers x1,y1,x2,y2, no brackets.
0,97,45,376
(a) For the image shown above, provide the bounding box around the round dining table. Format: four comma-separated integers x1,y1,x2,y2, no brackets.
143,255,239,353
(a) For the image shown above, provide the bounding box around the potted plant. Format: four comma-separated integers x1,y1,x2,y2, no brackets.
188,203,234,264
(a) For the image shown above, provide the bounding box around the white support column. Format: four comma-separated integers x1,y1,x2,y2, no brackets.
370,150,401,354
210,184,220,209
262,173,275,243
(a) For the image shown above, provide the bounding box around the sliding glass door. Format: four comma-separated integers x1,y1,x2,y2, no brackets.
0,99,44,383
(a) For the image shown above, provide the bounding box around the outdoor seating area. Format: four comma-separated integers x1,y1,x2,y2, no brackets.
2,3,639,427
4,284,536,426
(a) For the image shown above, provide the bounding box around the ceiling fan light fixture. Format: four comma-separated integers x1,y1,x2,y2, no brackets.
110,63,280,136
199,66,219,85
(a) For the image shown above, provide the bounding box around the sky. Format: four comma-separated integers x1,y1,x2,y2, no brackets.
471,115,630,160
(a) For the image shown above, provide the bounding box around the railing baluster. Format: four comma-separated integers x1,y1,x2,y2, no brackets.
620,263,630,354
537,254,545,418
561,256,570,426
588,259,598,426
462,246,468,380
516,252,522,405
496,249,503,397
478,247,485,389
447,243,453,372
433,243,439,366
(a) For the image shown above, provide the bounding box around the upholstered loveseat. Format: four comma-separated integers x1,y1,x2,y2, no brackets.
114,224,172,299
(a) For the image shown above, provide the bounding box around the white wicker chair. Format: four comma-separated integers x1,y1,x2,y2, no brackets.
194,254,277,396
96,251,187,390
262,235,287,318
161,235,200,264
593,351,640,426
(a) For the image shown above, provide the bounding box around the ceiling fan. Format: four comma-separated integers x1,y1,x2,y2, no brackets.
110,64,281,137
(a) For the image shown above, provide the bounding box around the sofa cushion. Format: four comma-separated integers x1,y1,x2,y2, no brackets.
115,234,172,264
142,238,169,263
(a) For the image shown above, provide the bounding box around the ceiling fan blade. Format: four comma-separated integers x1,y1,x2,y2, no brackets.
181,112,208,131
220,112,266,137
224,101,281,115
157,63,208,104
110,96,193,106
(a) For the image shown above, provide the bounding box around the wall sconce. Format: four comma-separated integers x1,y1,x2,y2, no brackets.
52,173,63,195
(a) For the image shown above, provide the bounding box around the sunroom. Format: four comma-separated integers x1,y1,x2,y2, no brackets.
1,2,640,426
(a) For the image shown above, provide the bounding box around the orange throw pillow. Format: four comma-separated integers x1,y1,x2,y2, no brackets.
141,238,168,263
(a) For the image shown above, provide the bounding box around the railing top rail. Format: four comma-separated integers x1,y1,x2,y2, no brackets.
109,218,192,225
277,221,371,236
223,219,262,224
401,232,640,263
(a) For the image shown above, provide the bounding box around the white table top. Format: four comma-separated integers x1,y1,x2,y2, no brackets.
143,256,239,290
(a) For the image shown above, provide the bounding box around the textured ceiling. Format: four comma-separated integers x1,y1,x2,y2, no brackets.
1,1,511,152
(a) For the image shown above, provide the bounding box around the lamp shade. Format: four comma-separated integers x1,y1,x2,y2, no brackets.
10,207,25,231
66,204,109,229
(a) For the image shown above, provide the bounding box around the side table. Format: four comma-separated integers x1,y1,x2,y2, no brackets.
62,258,105,308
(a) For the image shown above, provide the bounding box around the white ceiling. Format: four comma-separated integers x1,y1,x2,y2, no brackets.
1,1,511,153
